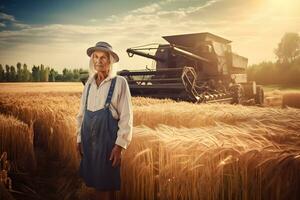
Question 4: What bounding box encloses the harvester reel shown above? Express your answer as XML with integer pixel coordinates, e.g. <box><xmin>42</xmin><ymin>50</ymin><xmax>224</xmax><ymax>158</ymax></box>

<box><xmin>181</xmin><ymin>67</ymin><xmax>203</xmax><ymax>102</ymax></box>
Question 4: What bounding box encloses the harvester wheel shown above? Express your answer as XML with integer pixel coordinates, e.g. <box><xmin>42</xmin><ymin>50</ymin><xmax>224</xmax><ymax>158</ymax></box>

<box><xmin>231</xmin><ymin>84</ymin><xmax>243</xmax><ymax>104</ymax></box>
<box><xmin>255</xmin><ymin>86</ymin><xmax>264</xmax><ymax>105</ymax></box>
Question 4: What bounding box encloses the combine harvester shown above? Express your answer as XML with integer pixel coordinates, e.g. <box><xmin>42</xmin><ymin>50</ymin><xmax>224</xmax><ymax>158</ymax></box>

<box><xmin>82</xmin><ymin>32</ymin><xmax>264</xmax><ymax>105</ymax></box>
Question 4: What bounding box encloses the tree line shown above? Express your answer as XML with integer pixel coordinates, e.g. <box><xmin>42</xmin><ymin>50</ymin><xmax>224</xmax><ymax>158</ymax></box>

<box><xmin>0</xmin><ymin>63</ymin><xmax>87</xmax><ymax>82</ymax></box>
<box><xmin>247</xmin><ymin>32</ymin><xmax>300</xmax><ymax>85</ymax></box>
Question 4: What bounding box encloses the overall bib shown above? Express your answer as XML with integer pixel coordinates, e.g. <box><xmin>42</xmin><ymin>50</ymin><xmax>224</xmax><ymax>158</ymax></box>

<box><xmin>79</xmin><ymin>77</ymin><xmax>120</xmax><ymax>190</ymax></box>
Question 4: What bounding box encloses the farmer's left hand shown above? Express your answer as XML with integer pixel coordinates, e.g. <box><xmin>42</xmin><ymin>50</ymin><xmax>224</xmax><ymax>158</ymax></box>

<box><xmin>109</xmin><ymin>145</ymin><xmax>123</xmax><ymax>167</ymax></box>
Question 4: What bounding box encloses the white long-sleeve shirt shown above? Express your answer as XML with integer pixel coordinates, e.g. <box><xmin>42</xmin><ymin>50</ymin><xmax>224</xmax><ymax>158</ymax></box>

<box><xmin>76</xmin><ymin>74</ymin><xmax>133</xmax><ymax>149</ymax></box>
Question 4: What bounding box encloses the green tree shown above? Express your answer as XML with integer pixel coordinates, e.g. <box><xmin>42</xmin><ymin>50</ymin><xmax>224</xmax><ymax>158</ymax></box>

<box><xmin>0</xmin><ymin>64</ymin><xmax>5</xmax><ymax>82</ymax></box>
<box><xmin>49</xmin><ymin>68</ymin><xmax>57</xmax><ymax>82</ymax></box>
<box><xmin>40</xmin><ymin>65</ymin><xmax>44</xmax><ymax>81</ymax></box>
<box><xmin>10</xmin><ymin>65</ymin><xmax>17</xmax><ymax>82</ymax></box>
<box><xmin>44</xmin><ymin>67</ymin><xmax>50</xmax><ymax>82</ymax></box>
<box><xmin>73</xmin><ymin>69</ymin><xmax>80</xmax><ymax>81</ymax></box>
<box><xmin>23</xmin><ymin>63</ymin><xmax>31</xmax><ymax>81</ymax></box>
<box><xmin>16</xmin><ymin>62</ymin><xmax>22</xmax><ymax>81</ymax></box>
<box><xmin>32</xmin><ymin>65</ymin><xmax>40</xmax><ymax>82</ymax></box>
<box><xmin>62</xmin><ymin>68</ymin><xmax>74</xmax><ymax>81</ymax></box>
<box><xmin>5</xmin><ymin>65</ymin><xmax>10</xmax><ymax>81</ymax></box>
<box><xmin>275</xmin><ymin>32</ymin><xmax>300</xmax><ymax>64</ymax></box>
<box><xmin>55</xmin><ymin>74</ymin><xmax>63</xmax><ymax>81</ymax></box>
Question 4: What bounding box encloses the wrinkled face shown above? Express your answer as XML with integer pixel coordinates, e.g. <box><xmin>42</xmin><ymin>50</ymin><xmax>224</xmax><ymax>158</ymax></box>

<box><xmin>92</xmin><ymin>50</ymin><xmax>110</xmax><ymax>73</ymax></box>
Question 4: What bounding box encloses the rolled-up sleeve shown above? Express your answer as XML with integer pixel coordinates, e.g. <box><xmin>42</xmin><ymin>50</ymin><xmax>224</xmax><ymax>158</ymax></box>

<box><xmin>76</xmin><ymin>85</ymin><xmax>87</xmax><ymax>143</ymax></box>
<box><xmin>115</xmin><ymin>77</ymin><xmax>133</xmax><ymax>149</ymax></box>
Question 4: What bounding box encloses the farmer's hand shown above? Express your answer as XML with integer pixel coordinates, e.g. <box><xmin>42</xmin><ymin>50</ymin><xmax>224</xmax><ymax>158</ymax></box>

<box><xmin>77</xmin><ymin>143</ymin><xmax>83</xmax><ymax>158</ymax></box>
<box><xmin>109</xmin><ymin>145</ymin><xmax>123</xmax><ymax>167</ymax></box>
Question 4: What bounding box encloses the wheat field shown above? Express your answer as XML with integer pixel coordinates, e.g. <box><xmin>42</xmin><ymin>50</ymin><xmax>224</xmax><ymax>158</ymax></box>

<box><xmin>0</xmin><ymin>83</ymin><xmax>300</xmax><ymax>200</ymax></box>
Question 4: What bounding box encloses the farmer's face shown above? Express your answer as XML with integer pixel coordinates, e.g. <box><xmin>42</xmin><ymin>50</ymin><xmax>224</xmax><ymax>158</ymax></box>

<box><xmin>92</xmin><ymin>50</ymin><xmax>110</xmax><ymax>73</ymax></box>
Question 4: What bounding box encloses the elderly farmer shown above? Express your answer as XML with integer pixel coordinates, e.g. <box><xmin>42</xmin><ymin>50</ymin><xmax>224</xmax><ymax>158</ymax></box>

<box><xmin>76</xmin><ymin>42</ymin><xmax>133</xmax><ymax>200</ymax></box>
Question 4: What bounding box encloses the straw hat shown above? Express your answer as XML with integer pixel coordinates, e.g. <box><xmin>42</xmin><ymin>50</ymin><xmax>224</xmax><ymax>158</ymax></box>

<box><xmin>86</xmin><ymin>41</ymin><xmax>119</xmax><ymax>62</ymax></box>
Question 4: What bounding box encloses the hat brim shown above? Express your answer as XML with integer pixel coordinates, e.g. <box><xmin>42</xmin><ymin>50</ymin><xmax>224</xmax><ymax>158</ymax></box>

<box><xmin>87</xmin><ymin>47</ymin><xmax>119</xmax><ymax>62</ymax></box>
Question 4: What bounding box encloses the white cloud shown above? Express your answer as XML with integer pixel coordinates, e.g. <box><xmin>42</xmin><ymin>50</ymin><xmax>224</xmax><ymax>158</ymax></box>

<box><xmin>0</xmin><ymin>12</ymin><xmax>31</xmax><ymax>30</ymax></box>
<box><xmin>131</xmin><ymin>3</ymin><xmax>161</xmax><ymax>14</ymax></box>
<box><xmin>178</xmin><ymin>0</ymin><xmax>224</xmax><ymax>14</ymax></box>
<box><xmin>13</xmin><ymin>23</ymin><xmax>31</xmax><ymax>29</ymax></box>
<box><xmin>89</xmin><ymin>18</ymin><xmax>97</xmax><ymax>22</ymax></box>
<box><xmin>0</xmin><ymin>12</ymin><xmax>16</xmax><ymax>22</ymax></box>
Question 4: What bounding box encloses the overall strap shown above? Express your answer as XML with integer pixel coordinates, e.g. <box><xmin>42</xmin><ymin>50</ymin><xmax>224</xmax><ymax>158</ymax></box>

<box><xmin>104</xmin><ymin>77</ymin><xmax>117</xmax><ymax>108</ymax></box>
<box><xmin>85</xmin><ymin>83</ymin><xmax>92</xmax><ymax>111</ymax></box>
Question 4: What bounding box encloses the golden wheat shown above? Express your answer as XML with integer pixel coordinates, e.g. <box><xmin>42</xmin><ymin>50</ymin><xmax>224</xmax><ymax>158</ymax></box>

<box><xmin>0</xmin><ymin>93</ymin><xmax>80</xmax><ymax>170</ymax></box>
<box><xmin>120</xmin><ymin>119</ymin><xmax>300</xmax><ymax>200</ymax></box>
<box><xmin>0</xmin><ymin>82</ymin><xmax>83</xmax><ymax>93</ymax></box>
<box><xmin>0</xmin><ymin>114</ymin><xmax>35</xmax><ymax>171</ymax></box>
<box><xmin>0</xmin><ymin>88</ymin><xmax>300</xmax><ymax>199</ymax></box>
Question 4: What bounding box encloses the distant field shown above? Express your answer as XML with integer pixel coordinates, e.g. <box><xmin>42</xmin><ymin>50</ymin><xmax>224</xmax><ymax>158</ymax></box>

<box><xmin>0</xmin><ymin>82</ymin><xmax>83</xmax><ymax>93</ymax></box>
<box><xmin>263</xmin><ymin>84</ymin><xmax>300</xmax><ymax>92</ymax></box>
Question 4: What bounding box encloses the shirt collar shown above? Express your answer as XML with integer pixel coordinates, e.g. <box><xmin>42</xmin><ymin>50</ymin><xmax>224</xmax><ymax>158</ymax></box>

<box><xmin>91</xmin><ymin>73</ymin><xmax>115</xmax><ymax>86</ymax></box>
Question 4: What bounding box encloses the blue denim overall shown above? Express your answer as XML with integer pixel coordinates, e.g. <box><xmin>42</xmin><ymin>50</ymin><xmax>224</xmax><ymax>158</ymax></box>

<box><xmin>79</xmin><ymin>77</ymin><xmax>120</xmax><ymax>191</ymax></box>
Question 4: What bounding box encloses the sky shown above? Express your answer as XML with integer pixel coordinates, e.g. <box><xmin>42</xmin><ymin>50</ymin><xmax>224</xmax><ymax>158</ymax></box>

<box><xmin>0</xmin><ymin>0</ymin><xmax>299</xmax><ymax>73</ymax></box>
